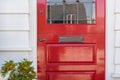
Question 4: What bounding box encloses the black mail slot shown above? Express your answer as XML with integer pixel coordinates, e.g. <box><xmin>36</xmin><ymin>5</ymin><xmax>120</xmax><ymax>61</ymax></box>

<box><xmin>59</xmin><ymin>36</ymin><xmax>84</xmax><ymax>43</ymax></box>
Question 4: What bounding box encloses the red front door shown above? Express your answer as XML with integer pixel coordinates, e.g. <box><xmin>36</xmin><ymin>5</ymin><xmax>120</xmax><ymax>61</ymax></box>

<box><xmin>37</xmin><ymin>0</ymin><xmax>105</xmax><ymax>80</ymax></box>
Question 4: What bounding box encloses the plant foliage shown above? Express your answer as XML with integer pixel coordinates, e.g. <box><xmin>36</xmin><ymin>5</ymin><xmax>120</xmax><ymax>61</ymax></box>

<box><xmin>0</xmin><ymin>59</ymin><xmax>37</xmax><ymax>80</ymax></box>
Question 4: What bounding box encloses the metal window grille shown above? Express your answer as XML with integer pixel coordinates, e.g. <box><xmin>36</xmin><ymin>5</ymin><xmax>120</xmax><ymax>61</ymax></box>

<box><xmin>47</xmin><ymin>0</ymin><xmax>95</xmax><ymax>24</ymax></box>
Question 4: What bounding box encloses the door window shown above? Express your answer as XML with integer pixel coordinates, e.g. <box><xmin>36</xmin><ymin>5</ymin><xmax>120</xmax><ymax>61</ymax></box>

<box><xmin>47</xmin><ymin>0</ymin><xmax>95</xmax><ymax>24</ymax></box>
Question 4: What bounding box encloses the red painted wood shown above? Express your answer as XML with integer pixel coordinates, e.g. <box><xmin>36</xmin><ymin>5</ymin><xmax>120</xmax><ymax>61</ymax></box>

<box><xmin>47</xmin><ymin>72</ymin><xmax>95</xmax><ymax>80</ymax></box>
<box><xmin>47</xmin><ymin>44</ymin><xmax>95</xmax><ymax>63</ymax></box>
<box><xmin>37</xmin><ymin>0</ymin><xmax>105</xmax><ymax>80</ymax></box>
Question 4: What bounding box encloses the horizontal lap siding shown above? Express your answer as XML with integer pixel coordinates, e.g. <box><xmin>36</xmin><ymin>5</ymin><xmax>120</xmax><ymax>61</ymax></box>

<box><xmin>115</xmin><ymin>14</ymin><xmax>120</xmax><ymax>30</ymax></box>
<box><xmin>0</xmin><ymin>0</ymin><xmax>30</xmax><ymax>65</ymax></box>
<box><xmin>0</xmin><ymin>14</ymin><xmax>29</xmax><ymax>30</ymax></box>
<box><xmin>0</xmin><ymin>32</ymin><xmax>29</xmax><ymax>48</ymax></box>
<box><xmin>115</xmin><ymin>31</ymin><xmax>120</xmax><ymax>47</ymax></box>
<box><xmin>115</xmin><ymin>0</ymin><xmax>120</xmax><ymax>13</ymax></box>
<box><xmin>113</xmin><ymin>0</ymin><xmax>120</xmax><ymax>79</ymax></box>
<box><xmin>0</xmin><ymin>0</ymin><xmax>29</xmax><ymax>13</ymax></box>
<box><xmin>115</xmin><ymin>48</ymin><xmax>120</xmax><ymax>64</ymax></box>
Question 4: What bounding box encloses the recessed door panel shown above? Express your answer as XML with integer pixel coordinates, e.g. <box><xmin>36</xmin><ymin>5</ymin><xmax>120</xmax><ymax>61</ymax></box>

<box><xmin>47</xmin><ymin>44</ymin><xmax>95</xmax><ymax>63</ymax></box>
<box><xmin>47</xmin><ymin>71</ymin><xmax>95</xmax><ymax>80</ymax></box>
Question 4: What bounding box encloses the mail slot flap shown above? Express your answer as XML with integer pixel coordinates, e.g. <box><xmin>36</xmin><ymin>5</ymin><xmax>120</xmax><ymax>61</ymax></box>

<box><xmin>59</xmin><ymin>36</ymin><xmax>84</xmax><ymax>43</ymax></box>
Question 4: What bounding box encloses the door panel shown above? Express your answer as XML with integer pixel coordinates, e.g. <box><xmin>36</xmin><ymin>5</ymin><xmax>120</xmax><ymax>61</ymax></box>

<box><xmin>37</xmin><ymin>0</ymin><xmax>105</xmax><ymax>80</ymax></box>
<box><xmin>47</xmin><ymin>71</ymin><xmax>95</xmax><ymax>80</ymax></box>
<box><xmin>47</xmin><ymin>44</ymin><xmax>95</xmax><ymax>63</ymax></box>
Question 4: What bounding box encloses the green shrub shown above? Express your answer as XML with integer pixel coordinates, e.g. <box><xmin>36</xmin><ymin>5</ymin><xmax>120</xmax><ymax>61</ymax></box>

<box><xmin>0</xmin><ymin>59</ymin><xmax>37</xmax><ymax>80</ymax></box>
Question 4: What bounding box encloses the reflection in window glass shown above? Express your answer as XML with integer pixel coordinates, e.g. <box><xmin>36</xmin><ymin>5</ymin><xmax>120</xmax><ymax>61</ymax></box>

<box><xmin>47</xmin><ymin>0</ymin><xmax>95</xmax><ymax>24</ymax></box>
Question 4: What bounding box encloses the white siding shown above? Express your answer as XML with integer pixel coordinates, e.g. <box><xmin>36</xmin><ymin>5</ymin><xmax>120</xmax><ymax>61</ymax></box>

<box><xmin>0</xmin><ymin>0</ymin><xmax>29</xmax><ymax>13</ymax></box>
<box><xmin>0</xmin><ymin>0</ymin><xmax>37</xmax><ymax>72</ymax></box>
<box><xmin>115</xmin><ymin>14</ymin><xmax>120</xmax><ymax>30</ymax></box>
<box><xmin>0</xmin><ymin>14</ymin><xmax>29</xmax><ymax>30</ymax></box>
<box><xmin>0</xmin><ymin>32</ymin><xmax>29</xmax><ymax>48</ymax></box>
<box><xmin>115</xmin><ymin>0</ymin><xmax>120</xmax><ymax>13</ymax></box>
<box><xmin>115</xmin><ymin>48</ymin><xmax>120</xmax><ymax>64</ymax></box>
<box><xmin>112</xmin><ymin>0</ymin><xmax>120</xmax><ymax>79</ymax></box>
<box><xmin>0</xmin><ymin>0</ymin><xmax>36</xmax><ymax>69</ymax></box>
<box><xmin>115</xmin><ymin>65</ymin><xmax>120</xmax><ymax>74</ymax></box>
<box><xmin>115</xmin><ymin>31</ymin><xmax>120</xmax><ymax>47</ymax></box>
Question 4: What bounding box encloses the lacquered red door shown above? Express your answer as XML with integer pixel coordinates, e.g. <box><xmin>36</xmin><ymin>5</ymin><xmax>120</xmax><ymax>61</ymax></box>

<box><xmin>37</xmin><ymin>0</ymin><xmax>105</xmax><ymax>80</ymax></box>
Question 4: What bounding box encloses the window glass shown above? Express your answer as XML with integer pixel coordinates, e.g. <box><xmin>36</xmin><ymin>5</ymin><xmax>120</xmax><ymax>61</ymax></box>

<box><xmin>47</xmin><ymin>0</ymin><xmax>95</xmax><ymax>24</ymax></box>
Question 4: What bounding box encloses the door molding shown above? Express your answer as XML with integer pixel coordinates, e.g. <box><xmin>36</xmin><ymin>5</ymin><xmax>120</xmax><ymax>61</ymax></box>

<box><xmin>29</xmin><ymin>0</ymin><xmax>37</xmax><ymax>71</ymax></box>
